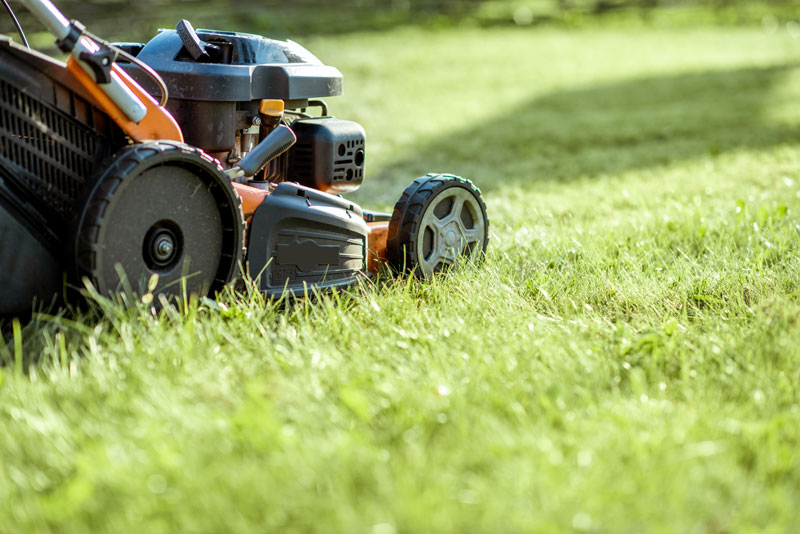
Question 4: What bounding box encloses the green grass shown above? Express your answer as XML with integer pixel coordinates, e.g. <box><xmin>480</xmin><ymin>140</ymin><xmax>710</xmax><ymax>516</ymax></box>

<box><xmin>3</xmin><ymin>24</ymin><xmax>800</xmax><ymax>532</ymax></box>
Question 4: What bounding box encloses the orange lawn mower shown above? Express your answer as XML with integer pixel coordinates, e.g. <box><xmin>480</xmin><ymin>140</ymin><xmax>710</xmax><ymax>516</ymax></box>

<box><xmin>0</xmin><ymin>0</ymin><xmax>489</xmax><ymax>317</ymax></box>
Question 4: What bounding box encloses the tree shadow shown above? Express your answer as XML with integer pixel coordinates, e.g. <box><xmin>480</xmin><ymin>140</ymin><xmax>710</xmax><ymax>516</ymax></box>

<box><xmin>368</xmin><ymin>63</ymin><xmax>800</xmax><ymax>201</ymax></box>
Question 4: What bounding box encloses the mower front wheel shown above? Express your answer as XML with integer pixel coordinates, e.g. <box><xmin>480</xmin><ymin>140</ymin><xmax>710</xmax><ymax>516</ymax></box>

<box><xmin>387</xmin><ymin>174</ymin><xmax>489</xmax><ymax>277</ymax></box>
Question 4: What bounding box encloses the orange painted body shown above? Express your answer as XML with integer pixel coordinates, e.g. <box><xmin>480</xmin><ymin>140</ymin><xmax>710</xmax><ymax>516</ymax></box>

<box><xmin>232</xmin><ymin>182</ymin><xmax>270</xmax><ymax>224</ymax></box>
<box><xmin>366</xmin><ymin>221</ymin><xmax>389</xmax><ymax>274</ymax></box>
<box><xmin>66</xmin><ymin>57</ymin><xmax>183</xmax><ymax>142</ymax></box>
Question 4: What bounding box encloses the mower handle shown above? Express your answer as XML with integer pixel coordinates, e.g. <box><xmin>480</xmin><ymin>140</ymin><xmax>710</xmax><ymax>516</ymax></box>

<box><xmin>19</xmin><ymin>0</ymin><xmax>147</xmax><ymax>123</ymax></box>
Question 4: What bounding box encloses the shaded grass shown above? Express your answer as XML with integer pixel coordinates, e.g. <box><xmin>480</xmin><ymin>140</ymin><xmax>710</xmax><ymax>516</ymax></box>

<box><xmin>2</xmin><ymin>25</ymin><xmax>800</xmax><ymax>532</ymax></box>
<box><xmin>379</xmin><ymin>63</ymin><xmax>800</xmax><ymax>192</ymax></box>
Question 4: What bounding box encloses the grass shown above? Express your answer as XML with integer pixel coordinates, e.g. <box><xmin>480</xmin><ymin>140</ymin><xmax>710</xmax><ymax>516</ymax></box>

<box><xmin>3</xmin><ymin>23</ymin><xmax>800</xmax><ymax>532</ymax></box>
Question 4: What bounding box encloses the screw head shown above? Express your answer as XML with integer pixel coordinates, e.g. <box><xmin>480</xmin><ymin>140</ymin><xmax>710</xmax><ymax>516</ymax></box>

<box><xmin>154</xmin><ymin>236</ymin><xmax>174</xmax><ymax>261</ymax></box>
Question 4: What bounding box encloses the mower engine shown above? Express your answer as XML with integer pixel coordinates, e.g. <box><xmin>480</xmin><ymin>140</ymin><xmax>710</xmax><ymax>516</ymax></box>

<box><xmin>120</xmin><ymin>28</ymin><xmax>366</xmax><ymax>194</ymax></box>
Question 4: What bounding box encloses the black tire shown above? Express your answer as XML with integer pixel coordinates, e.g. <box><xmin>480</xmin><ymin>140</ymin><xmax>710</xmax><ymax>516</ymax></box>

<box><xmin>387</xmin><ymin>173</ymin><xmax>489</xmax><ymax>277</ymax></box>
<box><xmin>74</xmin><ymin>141</ymin><xmax>245</xmax><ymax>299</ymax></box>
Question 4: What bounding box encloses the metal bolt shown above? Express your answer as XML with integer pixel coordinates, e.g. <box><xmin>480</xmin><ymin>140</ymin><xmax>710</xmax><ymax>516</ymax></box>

<box><xmin>155</xmin><ymin>237</ymin><xmax>173</xmax><ymax>260</ymax></box>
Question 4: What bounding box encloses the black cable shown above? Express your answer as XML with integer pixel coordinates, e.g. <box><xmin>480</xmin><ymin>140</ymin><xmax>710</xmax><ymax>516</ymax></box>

<box><xmin>112</xmin><ymin>44</ymin><xmax>170</xmax><ymax>107</ymax></box>
<box><xmin>2</xmin><ymin>0</ymin><xmax>30</xmax><ymax>49</ymax></box>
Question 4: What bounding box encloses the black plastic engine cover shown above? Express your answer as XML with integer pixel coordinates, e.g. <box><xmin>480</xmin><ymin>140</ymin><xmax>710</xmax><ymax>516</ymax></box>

<box><xmin>247</xmin><ymin>182</ymin><xmax>367</xmax><ymax>297</ymax></box>
<box><xmin>119</xmin><ymin>29</ymin><xmax>344</xmax><ymax>154</ymax></box>
<box><xmin>122</xmin><ymin>29</ymin><xmax>343</xmax><ymax>102</ymax></box>
<box><xmin>289</xmin><ymin>118</ymin><xmax>365</xmax><ymax>194</ymax></box>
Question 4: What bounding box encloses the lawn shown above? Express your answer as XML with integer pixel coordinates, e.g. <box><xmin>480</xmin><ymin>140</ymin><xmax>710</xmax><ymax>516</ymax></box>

<box><xmin>2</xmin><ymin>22</ymin><xmax>800</xmax><ymax>532</ymax></box>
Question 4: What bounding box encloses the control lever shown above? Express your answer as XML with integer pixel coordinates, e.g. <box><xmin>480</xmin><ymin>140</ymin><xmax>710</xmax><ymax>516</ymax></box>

<box><xmin>175</xmin><ymin>19</ymin><xmax>222</xmax><ymax>63</ymax></box>
<box><xmin>176</xmin><ymin>19</ymin><xmax>216</xmax><ymax>61</ymax></box>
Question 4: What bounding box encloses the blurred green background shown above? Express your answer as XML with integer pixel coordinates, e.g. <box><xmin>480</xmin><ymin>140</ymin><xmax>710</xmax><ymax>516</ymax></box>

<box><xmin>2</xmin><ymin>0</ymin><xmax>799</xmax><ymax>44</ymax></box>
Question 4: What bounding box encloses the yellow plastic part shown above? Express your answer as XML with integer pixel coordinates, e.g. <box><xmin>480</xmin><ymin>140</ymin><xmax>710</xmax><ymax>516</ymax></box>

<box><xmin>259</xmin><ymin>99</ymin><xmax>285</xmax><ymax>117</ymax></box>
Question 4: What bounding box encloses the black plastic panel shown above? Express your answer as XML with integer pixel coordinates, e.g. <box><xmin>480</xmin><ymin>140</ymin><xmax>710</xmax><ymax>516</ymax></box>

<box><xmin>0</xmin><ymin>186</ymin><xmax>63</xmax><ymax>317</ymax></box>
<box><xmin>247</xmin><ymin>182</ymin><xmax>367</xmax><ymax>297</ymax></box>
<box><xmin>166</xmin><ymin>99</ymin><xmax>236</xmax><ymax>152</ymax></box>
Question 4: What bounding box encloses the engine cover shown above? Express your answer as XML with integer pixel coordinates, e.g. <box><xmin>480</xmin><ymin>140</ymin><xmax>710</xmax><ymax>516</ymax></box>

<box><xmin>122</xmin><ymin>29</ymin><xmax>343</xmax><ymax>102</ymax></box>
<box><xmin>119</xmin><ymin>29</ymin><xmax>344</xmax><ymax>153</ymax></box>
<box><xmin>247</xmin><ymin>182</ymin><xmax>367</xmax><ymax>297</ymax></box>
<box><xmin>289</xmin><ymin>118</ymin><xmax>365</xmax><ymax>194</ymax></box>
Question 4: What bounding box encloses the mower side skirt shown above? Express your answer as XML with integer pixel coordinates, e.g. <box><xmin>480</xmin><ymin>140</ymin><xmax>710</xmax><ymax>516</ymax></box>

<box><xmin>246</xmin><ymin>182</ymin><xmax>368</xmax><ymax>297</ymax></box>
<box><xmin>234</xmin><ymin>181</ymin><xmax>390</xmax><ymax>277</ymax></box>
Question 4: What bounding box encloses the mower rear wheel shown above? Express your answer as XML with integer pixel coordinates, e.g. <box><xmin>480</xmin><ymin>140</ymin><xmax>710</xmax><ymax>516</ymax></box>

<box><xmin>74</xmin><ymin>142</ymin><xmax>245</xmax><ymax>299</ymax></box>
<box><xmin>387</xmin><ymin>174</ymin><xmax>489</xmax><ymax>277</ymax></box>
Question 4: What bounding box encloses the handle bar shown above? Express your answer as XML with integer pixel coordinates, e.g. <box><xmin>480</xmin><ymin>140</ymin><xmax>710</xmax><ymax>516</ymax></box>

<box><xmin>19</xmin><ymin>0</ymin><xmax>147</xmax><ymax>123</ymax></box>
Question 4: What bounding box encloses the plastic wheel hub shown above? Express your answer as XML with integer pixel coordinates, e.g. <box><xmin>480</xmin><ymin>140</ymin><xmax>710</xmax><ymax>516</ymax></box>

<box><xmin>143</xmin><ymin>223</ymin><xmax>182</xmax><ymax>270</ymax></box>
<box><xmin>417</xmin><ymin>186</ymin><xmax>486</xmax><ymax>272</ymax></box>
<box><xmin>387</xmin><ymin>173</ymin><xmax>489</xmax><ymax>277</ymax></box>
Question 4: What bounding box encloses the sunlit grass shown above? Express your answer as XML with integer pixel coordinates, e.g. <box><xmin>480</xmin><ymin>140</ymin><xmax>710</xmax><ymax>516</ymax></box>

<box><xmin>2</xmin><ymin>25</ymin><xmax>800</xmax><ymax>532</ymax></box>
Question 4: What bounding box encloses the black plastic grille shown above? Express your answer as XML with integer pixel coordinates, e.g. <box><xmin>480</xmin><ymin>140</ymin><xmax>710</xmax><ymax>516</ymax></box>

<box><xmin>0</xmin><ymin>79</ymin><xmax>99</xmax><ymax>216</ymax></box>
<box><xmin>291</xmin><ymin>142</ymin><xmax>313</xmax><ymax>183</ymax></box>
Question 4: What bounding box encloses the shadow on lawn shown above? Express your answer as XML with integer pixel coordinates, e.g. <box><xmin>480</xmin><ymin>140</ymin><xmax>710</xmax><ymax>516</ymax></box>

<box><xmin>373</xmin><ymin>62</ymin><xmax>800</xmax><ymax>197</ymax></box>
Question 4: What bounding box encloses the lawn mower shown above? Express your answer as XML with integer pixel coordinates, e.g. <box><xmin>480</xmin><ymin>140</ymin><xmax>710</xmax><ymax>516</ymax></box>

<box><xmin>0</xmin><ymin>0</ymin><xmax>489</xmax><ymax>317</ymax></box>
